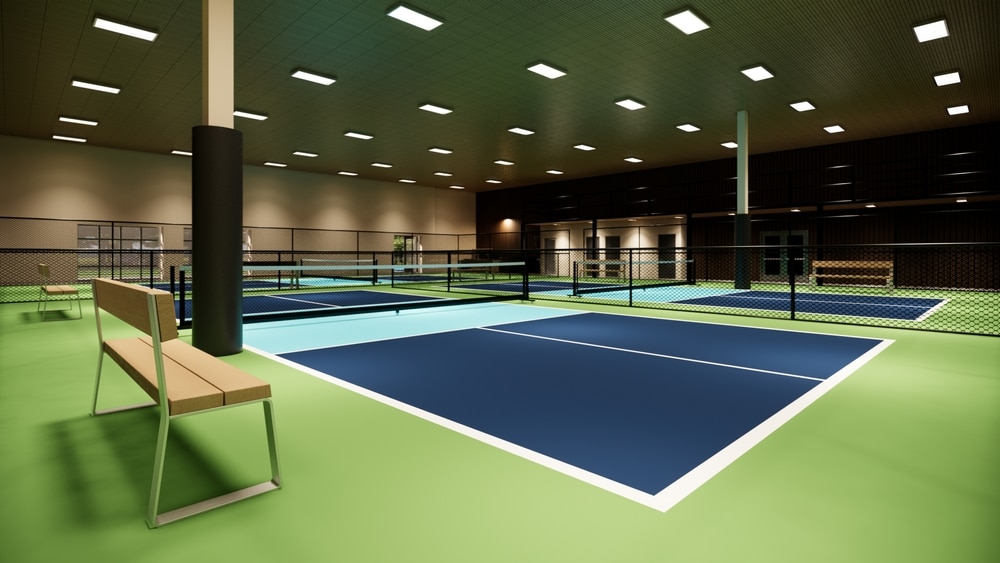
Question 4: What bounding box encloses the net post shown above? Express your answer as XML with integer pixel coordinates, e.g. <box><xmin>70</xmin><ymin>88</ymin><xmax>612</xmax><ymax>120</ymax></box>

<box><xmin>371</xmin><ymin>257</ymin><xmax>378</xmax><ymax>285</ymax></box>
<box><xmin>521</xmin><ymin>251</ymin><xmax>529</xmax><ymax>299</ymax></box>
<box><xmin>169</xmin><ymin>265</ymin><xmax>176</xmax><ymax>295</ymax></box>
<box><xmin>179</xmin><ymin>268</ymin><xmax>188</xmax><ymax>326</ymax></box>
<box><xmin>572</xmin><ymin>260</ymin><xmax>579</xmax><ymax>296</ymax></box>
<box><xmin>628</xmin><ymin>249</ymin><xmax>634</xmax><ymax>307</ymax></box>
<box><xmin>789</xmin><ymin>252</ymin><xmax>797</xmax><ymax>320</ymax></box>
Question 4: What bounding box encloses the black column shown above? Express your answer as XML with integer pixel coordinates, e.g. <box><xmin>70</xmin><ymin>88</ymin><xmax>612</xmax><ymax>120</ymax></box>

<box><xmin>191</xmin><ymin>125</ymin><xmax>243</xmax><ymax>355</ymax></box>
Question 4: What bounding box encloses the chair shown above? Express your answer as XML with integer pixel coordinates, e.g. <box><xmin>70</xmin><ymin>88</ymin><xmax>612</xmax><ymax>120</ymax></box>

<box><xmin>37</xmin><ymin>263</ymin><xmax>82</xmax><ymax>320</ymax></box>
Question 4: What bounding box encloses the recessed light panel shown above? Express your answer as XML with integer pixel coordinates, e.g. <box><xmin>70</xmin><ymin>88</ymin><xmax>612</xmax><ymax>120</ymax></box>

<box><xmin>53</xmin><ymin>135</ymin><xmax>86</xmax><ymax>143</ymax></box>
<box><xmin>399</xmin><ymin>178</ymin><xmax>417</xmax><ymax>183</ymax></box>
<box><xmin>615</xmin><ymin>98</ymin><xmax>646</xmax><ymax>110</ymax></box>
<box><xmin>59</xmin><ymin>116</ymin><xmax>98</xmax><ymax>126</ymax></box>
<box><xmin>546</xmin><ymin>169</ymin><xmax>564</xmax><ymax>175</ymax></box>
<box><xmin>71</xmin><ymin>79</ymin><xmax>120</xmax><ymax>94</ymax></box>
<box><xmin>291</xmin><ymin>69</ymin><xmax>336</xmax><ymax>86</ymax></box>
<box><xmin>934</xmin><ymin>71</ymin><xmax>961</xmax><ymax>86</ymax></box>
<box><xmin>526</xmin><ymin>62</ymin><xmax>567</xmax><ymax>79</ymax></box>
<box><xmin>234</xmin><ymin>110</ymin><xmax>268</xmax><ymax>120</ymax></box>
<box><xmin>790</xmin><ymin>100</ymin><xmax>815</xmax><ymax>112</ymax></box>
<box><xmin>741</xmin><ymin>65</ymin><xmax>774</xmax><ymax>81</ymax></box>
<box><xmin>485</xmin><ymin>179</ymin><xmax>502</xmax><ymax>184</ymax></box>
<box><xmin>344</xmin><ymin>131</ymin><xmax>373</xmax><ymax>140</ymax></box>
<box><xmin>947</xmin><ymin>105</ymin><xmax>969</xmax><ymax>115</ymax></box>
<box><xmin>429</xmin><ymin>147</ymin><xmax>453</xmax><ymax>154</ymax></box>
<box><xmin>664</xmin><ymin>9</ymin><xmax>710</xmax><ymax>34</ymax></box>
<box><xmin>371</xmin><ymin>162</ymin><xmax>393</xmax><ymax>168</ymax></box>
<box><xmin>419</xmin><ymin>103</ymin><xmax>453</xmax><ymax>115</ymax></box>
<box><xmin>625</xmin><ymin>157</ymin><xmax>643</xmax><ymax>163</ymax></box>
<box><xmin>721</xmin><ymin>141</ymin><xmax>738</xmax><ymax>149</ymax></box>
<box><xmin>93</xmin><ymin>16</ymin><xmax>158</xmax><ymax>41</ymax></box>
<box><xmin>677</xmin><ymin>123</ymin><xmax>700</xmax><ymax>132</ymax></box>
<box><xmin>574</xmin><ymin>144</ymin><xmax>596</xmax><ymax>151</ymax></box>
<box><xmin>913</xmin><ymin>19</ymin><xmax>948</xmax><ymax>42</ymax></box>
<box><xmin>494</xmin><ymin>159</ymin><xmax>515</xmax><ymax>166</ymax></box>
<box><xmin>171</xmin><ymin>150</ymin><xmax>192</xmax><ymax>156</ymax></box>
<box><xmin>293</xmin><ymin>151</ymin><xmax>318</xmax><ymax>157</ymax></box>
<box><xmin>264</xmin><ymin>162</ymin><xmax>287</xmax><ymax>168</ymax></box>
<box><xmin>338</xmin><ymin>171</ymin><xmax>358</xmax><ymax>176</ymax></box>
<box><xmin>824</xmin><ymin>125</ymin><xmax>845</xmax><ymax>133</ymax></box>
<box><xmin>387</xmin><ymin>4</ymin><xmax>443</xmax><ymax>31</ymax></box>
<box><xmin>448</xmin><ymin>185</ymin><xmax>465</xmax><ymax>190</ymax></box>
<box><xmin>508</xmin><ymin>127</ymin><xmax>535</xmax><ymax>135</ymax></box>
<box><xmin>434</xmin><ymin>171</ymin><xmax>453</xmax><ymax>177</ymax></box>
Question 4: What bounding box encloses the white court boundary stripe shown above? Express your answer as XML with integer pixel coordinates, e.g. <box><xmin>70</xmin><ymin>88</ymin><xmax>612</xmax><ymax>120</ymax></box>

<box><xmin>726</xmin><ymin>293</ymin><xmax>937</xmax><ymax>309</ymax></box>
<box><xmin>244</xmin><ymin>332</ymin><xmax>892</xmax><ymax>513</ymax></box>
<box><xmin>478</xmin><ymin>326</ymin><xmax>825</xmax><ymax>382</ymax></box>
<box><xmin>265</xmin><ymin>294</ymin><xmax>342</xmax><ymax>308</ymax></box>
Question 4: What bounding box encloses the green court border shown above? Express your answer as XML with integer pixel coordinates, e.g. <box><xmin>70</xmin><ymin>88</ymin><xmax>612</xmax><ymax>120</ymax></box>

<box><xmin>1</xmin><ymin>298</ymin><xmax>998</xmax><ymax>562</ymax></box>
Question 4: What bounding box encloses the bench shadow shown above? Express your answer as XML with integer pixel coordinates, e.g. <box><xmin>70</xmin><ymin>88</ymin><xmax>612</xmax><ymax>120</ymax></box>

<box><xmin>47</xmin><ymin>408</ymin><xmax>247</xmax><ymax>528</ymax></box>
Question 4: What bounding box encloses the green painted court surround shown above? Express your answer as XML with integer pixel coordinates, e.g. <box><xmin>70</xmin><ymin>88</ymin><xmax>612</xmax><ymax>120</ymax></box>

<box><xmin>1</xmin><ymin>299</ymin><xmax>997</xmax><ymax>562</ymax></box>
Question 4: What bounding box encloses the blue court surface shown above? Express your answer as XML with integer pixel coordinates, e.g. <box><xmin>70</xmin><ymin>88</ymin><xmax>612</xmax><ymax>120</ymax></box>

<box><xmin>246</xmin><ymin>304</ymin><xmax>892</xmax><ymax>511</ymax></box>
<box><xmin>671</xmin><ymin>290</ymin><xmax>945</xmax><ymax>321</ymax></box>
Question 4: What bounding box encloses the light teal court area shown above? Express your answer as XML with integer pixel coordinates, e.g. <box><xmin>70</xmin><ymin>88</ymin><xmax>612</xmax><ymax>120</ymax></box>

<box><xmin>2</xmin><ymin>298</ymin><xmax>998</xmax><ymax>562</ymax></box>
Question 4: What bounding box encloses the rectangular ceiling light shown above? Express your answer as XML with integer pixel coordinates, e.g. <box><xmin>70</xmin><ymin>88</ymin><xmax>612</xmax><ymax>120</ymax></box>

<box><xmin>574</xmin><ymin>144</ymin><xmax>596</xmax><ymax>151</ymax></box>
<box><xmin>485</xmin><ymin>179</ymin><xmax>502</xmax><ymax>184</ymax></box>
<box><xmin>676</xmin><ymin>123</ymin><xmax>700</xmax><ymax>132</ymax></box>
<box><xmin>824</xmin><ymin>125</ymin><xmax>845</xmax><ymax>133</ymax></box>
<box><xmin>721</xmin><ymin>141</ymin><xmax>738</xmax><ymax>148</ymax></box>
<box><xmin>507</xmin><ymin>127</ymin><xmax>535</xmax><ymax>135</ymax></box>
<box><xmin>448</xmin><ymin>185</ymin><xmax>465</xmax><ymax>190</ymax></box>
<box><xmin>546</xmin><ymin>169</ymin><xmax>564</xmax><ymax>175</ymax></box>
<box><xmin>371</xmin><ymin>162</ymin><xmax>393</xmax><ymax>168</ymax></box>
<box><xmin>429</xmin><ymin>147</ymin><xmax>453</xmax><ymax>154</ymax></box>
<box><xmin>338</xmin><ymin>171</ymin><xmax>358</xmax><ymax>176</ymax></box>
<box><xmin>434</xmin><ymin>171</ymin><xmax>453</xmax><ymax>177</ymax></box>
<box><xmin>741</xmin><ymin>65</ymin><xmax>774</xmax><ymax>81</ymax></box>
<box><xmin>399</xmin><ymin>178</ymin><xmax>417</xmax><ymax>183</ymax></box>
<box><xmin>527</xmin><ymin>62</ymin><xmax>567</xmax><ymax>79</ymax></box>
<box><xmin>71</xmin><ymin>79</ymin><xmax>120</xmax><ymax>94</ymax></box>
<box><xmin>171</xmin><ymin>150</ymin><xmax>193</xmax><ymax>156</ymax></box>
<box><xmin>264</xmin><ymin>162</ymin><xmax>287</xmax><ymax>168</ymax></box>
<box><xmin>615</xmin><ymin>98</ymin><xmax>646</xmax><ymax>110</ymax></box>
<box><xmin>934</xmin><ymin>71</ymin><xmax>961</xmax><ymax>86</ymax></box>
<box><xmin>291</xmin><ymin>69</ymin><xmax>336</xmax><ymax>86</ymax></box>
<box><xmin>93</xmin><ymin>16</ymin><xmax>158</xmax><ymax>41</ymax></box>
<box><xmin>344</xmin><ymin>131</ymin><xmax>373</xmax><ymax>140</ymax></box>
<box><xmin>293</xmin><ymin>151</ymin><xmax>318</xmax><ymax>157</ymax></box>
<box><xmin>234</xmin><ymin>110</ymin><xmax>268</xmax><ymax>120</ymax></box>
<box><xmin>947</xmin><ymin>105</ymin><xmax>970</xmax><ymax>115</ymax></box>
<box><xmin>59</xmin><ymin>116</ymin><xmax>98</xmax><ymax>126</ymax></box>
<box><xmin>53</xmin><ymin>135</ymin><xmax>86</xmax><ymax>143</ymax></box>
<box><xmin>914</xmin><ymin>19</ymin><xmax>948</xmax><ymax>42</ymax></box>
<box><xmin>625</xmin><ymin>157</ymin><xmax>643</xmax><ymax>163</ymax></box>
<box><xmin>790</xmin><ymin>100</ymin><xmax>815</xmax><ymax>112</ymax></box>
<box><xmin>419</xmin><ymin>103</ymin><xmax>453</xmax><ymax>115</ymax></box>
<box><xmin>664</xmin><ymin>8</ymin><xmax>710</xmax><ymax>34</ymax></box>
<box><xmin>387</xmin><ymin>4</ymin><xmax>443</xmax><ymax>31</ymax></box>
<box><xmin>494</xmin><ymin>159</ymin><xmax>515</xmax><ymax>166</ymax></box>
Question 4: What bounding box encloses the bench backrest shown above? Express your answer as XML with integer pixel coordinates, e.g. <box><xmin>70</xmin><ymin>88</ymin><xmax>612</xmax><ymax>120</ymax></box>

<box><xmin>92</xmin><ymin>278</ymin><xmax>179</xmax><ymax>341</ymax></box>
<box><xmin>813</xmin><ymin>260</ymin><xmax>893</xmax><ymax>269</ymax></box>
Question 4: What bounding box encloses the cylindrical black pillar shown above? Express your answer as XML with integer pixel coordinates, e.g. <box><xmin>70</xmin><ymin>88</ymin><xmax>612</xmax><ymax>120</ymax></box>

<box><xmin>191</xmin><ymin>125</ymin><xmax>243</xmax><ymax>355</ymax></box>
<box><xmin>734</xmin><ymin>213</ymin><xmax>751</xmax><ymax>289</ymax></box>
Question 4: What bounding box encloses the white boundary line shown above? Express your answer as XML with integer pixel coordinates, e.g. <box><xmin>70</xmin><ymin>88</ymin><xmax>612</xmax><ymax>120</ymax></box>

<box><xmin>244</xmin><ymin>314</ymin><xmax>893</xmax><ymax>513</ymax></box>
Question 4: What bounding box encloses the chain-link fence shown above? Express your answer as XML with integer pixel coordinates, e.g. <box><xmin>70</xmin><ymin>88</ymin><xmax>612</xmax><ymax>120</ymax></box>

<box><xmin>3</xmin><ymin>244</ymin><xmax>997</xmax><ymax>336</ymax></box>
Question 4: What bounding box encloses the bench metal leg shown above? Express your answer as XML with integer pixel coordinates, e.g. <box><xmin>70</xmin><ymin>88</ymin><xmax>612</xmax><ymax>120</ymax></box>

<box><xmin>147</xmin><ymin>399</ymin><xmax>282</xmax><ymax>528</ymax></box>
<box><xmin>92</xmin><ymin>351</ymin><xmax>158</xmax><ymax>416</ymax></box>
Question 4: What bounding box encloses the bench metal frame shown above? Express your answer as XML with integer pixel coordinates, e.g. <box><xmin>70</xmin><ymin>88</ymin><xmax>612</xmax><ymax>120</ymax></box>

<box><xmin>92</xmin><ymin>281</ymin><xmax>281</xmax><ymax>528</ymax></box>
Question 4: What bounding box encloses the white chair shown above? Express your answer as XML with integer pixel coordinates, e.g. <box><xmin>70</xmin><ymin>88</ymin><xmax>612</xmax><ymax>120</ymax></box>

<box><xmin>37</xmin><ymin>263</ymin><xmax>82</xmax><ymax>320</ymax></box>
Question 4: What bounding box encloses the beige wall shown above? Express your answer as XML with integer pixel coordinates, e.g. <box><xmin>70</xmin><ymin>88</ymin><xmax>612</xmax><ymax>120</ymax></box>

<box><xmin>0</xmin><ymin>134</ymin><xmax>475</xmax><ymax>248</ymax></box>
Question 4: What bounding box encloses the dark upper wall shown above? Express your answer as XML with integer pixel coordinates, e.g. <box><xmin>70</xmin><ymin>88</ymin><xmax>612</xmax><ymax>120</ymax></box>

<box><xmin>478</xmin><ymin>122</ymin><xmax>1000</xmax><ymax>247</ymax></box>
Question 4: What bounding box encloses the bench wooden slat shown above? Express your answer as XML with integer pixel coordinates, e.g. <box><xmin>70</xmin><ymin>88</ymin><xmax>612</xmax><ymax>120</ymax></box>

<box><xmin>93</xmin><ymin>278</ymin><xmax>178</xmax><ymax>341</ymax></box>
<box><xmin>104</xmin><ymin>338</ymin><xmax>224</xmax><ymax>415</ymax></box>
<box><xmin>149</xmin><ymin>338</ymin><xmax>271</xmax><ymax>406</ymax></box>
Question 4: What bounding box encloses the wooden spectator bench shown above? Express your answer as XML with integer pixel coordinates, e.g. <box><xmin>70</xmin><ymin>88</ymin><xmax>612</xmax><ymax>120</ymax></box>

<box><xmin>91</xmin><ymin>278</ymin><xmax>281</xmax><ymax>528</ymax></box>
<box><xmin>811</xmin><ymin>260</ymin><xmax>894</xmax><ymax>289</ymax></box>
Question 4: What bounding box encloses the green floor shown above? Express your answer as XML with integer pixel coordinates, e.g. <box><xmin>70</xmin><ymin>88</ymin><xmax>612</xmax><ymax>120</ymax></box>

<box><xmin>1</xmin><ymin>299</ymin><xmax>998</xmax><ymax>562</ymax></box>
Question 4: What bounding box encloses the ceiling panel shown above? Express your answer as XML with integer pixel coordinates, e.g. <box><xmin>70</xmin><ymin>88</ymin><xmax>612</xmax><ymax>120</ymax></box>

<box><xmin>1</xmin><ymin>0</ymin><xmax>996</xmax><ymax>191</ymax></box>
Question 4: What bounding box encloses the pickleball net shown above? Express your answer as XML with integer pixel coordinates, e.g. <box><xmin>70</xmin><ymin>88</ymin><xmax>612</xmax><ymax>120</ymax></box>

<box><xmin>171</xmin><ymin>260</ymin><xmax>528</xmax><ymax>325</ymax></box>
<box><xmin>572</xmin><ymin>258</ymin><xmax>696</xmax><ymax>296</ymax></box>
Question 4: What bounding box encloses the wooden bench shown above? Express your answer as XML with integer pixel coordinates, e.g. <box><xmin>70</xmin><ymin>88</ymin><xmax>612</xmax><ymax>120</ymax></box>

<box><xmin>811</xmin><ymin>260</ymin><xmax>894</xmax><ymax>289</ymax></box>
<box><xmin>91</xmin><ymin>278</ymin><xmax>280</xmax><ymax>528</ymax></box>
<box><xmin>37</xmin><ymin>263</ymin><xmax>82</xmax><ymax>320</ymax></box>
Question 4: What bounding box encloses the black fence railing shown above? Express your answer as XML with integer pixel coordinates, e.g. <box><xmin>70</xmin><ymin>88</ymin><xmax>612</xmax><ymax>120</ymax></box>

<box><xmin>3</xmin><ymin>244</ymin><xmax>998</xmax><ymax>336</ymax></box>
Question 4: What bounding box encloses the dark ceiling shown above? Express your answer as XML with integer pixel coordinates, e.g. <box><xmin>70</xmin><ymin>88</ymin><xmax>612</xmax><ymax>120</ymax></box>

<box><xmin>2</xmin><ymin>0</ymin><xmax>997</xmax><ymax>192</ymax></box>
